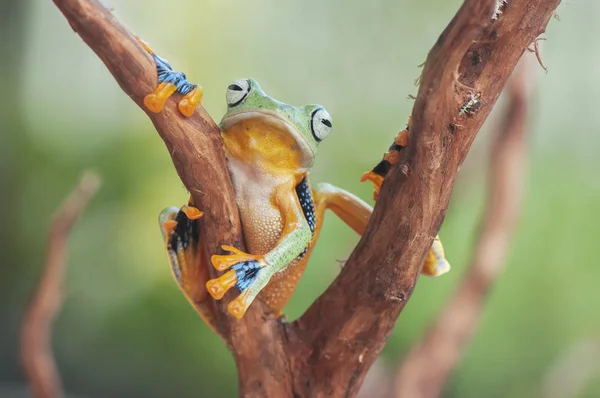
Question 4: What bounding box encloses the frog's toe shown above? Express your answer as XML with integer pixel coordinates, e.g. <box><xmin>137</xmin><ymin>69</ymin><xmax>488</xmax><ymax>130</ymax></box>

<box><xmin>206</xmin><ymin>259</ymin><xmax>265</xmax><ymax>318</ymax></box>
<box><xmin>159</xmin><ymin>206</ymin><xmax>180</xmax><ymax>241</ymax></box>
<box><xmin>140</xmin><ymin>41</ymin><xmax>203</xmax><ymax>117</ymax></box>
<box><xmin>228</xmin><ymin>291</ymin><xmax>252</xmax><ymax>319</ymax></box>
<box><xmin>181</xmin><ymin>204</ymin><xmax>203</xmax><ymax>220</ymax></box>
<box><xmin>144</xmin><ymin>82</ymin><xmax>178</xmax><ymax>113</ymax></box>
<box><xmin>395</xmin><ymin>128</ymin><xmax>409</xmax><ymax>147</ymax></box>
<box><xmin>178</xmin><ymin>86</ymin><xmax>203</xmax><ymax>117</ymax></box>
<box><xmin>360</xmin><ymin>171</ymin><xmax>384</xmax><ymax>201</ymax></box>
<box><xmin>211</xmin><ymin>245</ymin><xmax>264</xmax><ymax>272</ymax></box>
<box><xmin>206</xmin><ymin>269</ymin><xmax>239</xmax><ymax>299</ymax></box>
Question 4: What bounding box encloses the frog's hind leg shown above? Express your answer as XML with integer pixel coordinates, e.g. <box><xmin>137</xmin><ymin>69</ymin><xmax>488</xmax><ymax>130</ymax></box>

<box><xmin>313</xmin><ymin>182</ymin><xmax>451</xmax><ymax>277</ymax></box>
<box><xmin>206</xmin><ymin>181</ymin><xmax>313</xmax><ymax>319</ymax></box>
<box><xmin>159</xmin><ymin>204</ymin><xmax>223</xmax><ymax>337</ymax></box>
<box><xmin>136</xmin><ymin>37</ymin><xmax>203</xmax><ymax>116</ymax></box>
<box><xmin>312</xmin><ymin>183</ymin><xmax>372</xmax><ymax>236</ymax></box>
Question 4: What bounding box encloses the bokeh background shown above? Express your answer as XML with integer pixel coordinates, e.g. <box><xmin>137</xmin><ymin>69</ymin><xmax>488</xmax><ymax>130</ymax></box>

<box><xmin>1</xmin><ymin>0</ymin><xmax>599</xmax><ymax>397</ymax></box>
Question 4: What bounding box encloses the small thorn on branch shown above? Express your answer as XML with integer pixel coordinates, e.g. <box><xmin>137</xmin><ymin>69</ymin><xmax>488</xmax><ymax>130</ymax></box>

<box><xmin>527</xmin><ymin>36</ymin><xmax>547</xmax><ymax>72</ymax></box>
<box><xmin>20</xmin><ymin>171</ymin><xmax>101</xmax><ymax>398</ymax></box>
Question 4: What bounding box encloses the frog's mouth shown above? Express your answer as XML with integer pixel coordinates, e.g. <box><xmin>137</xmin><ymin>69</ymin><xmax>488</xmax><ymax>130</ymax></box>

<box><xmin>220</xmin><ymin>110</ymin><xmax>316</xmax><ymax>161</ymax></box>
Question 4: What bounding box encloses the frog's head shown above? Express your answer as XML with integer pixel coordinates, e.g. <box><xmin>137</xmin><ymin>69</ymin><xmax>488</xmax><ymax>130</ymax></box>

<box><xmin>220</xmin><ymin>79</ymin><xmax>332</xmax><ymax>173</ymax></box>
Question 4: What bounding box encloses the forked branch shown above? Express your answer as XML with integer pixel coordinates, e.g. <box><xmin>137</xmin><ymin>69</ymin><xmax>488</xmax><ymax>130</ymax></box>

<box><xmin>50</xmin><ymin>0</ymin><xmax>561</xmax><ymax>396</ymax></box>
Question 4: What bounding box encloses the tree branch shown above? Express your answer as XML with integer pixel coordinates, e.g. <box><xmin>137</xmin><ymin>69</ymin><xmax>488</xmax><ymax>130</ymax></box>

<box><xmin>20</xmin><ymin>171</ymin><xmax>101</xmax><ymax>398</ymax></box>
<box><xmin>50</xmin><ymin>0</ymin><xmax>560</xmax><ymax>396</ymax></box>
<box><xmin>52</xmin><ymin>0</ymin><xmax>294</xmax><ymax>395</ymax></box>
<box><xmin>287</xmin><ymin>1</ymin><xmax>558</xmax><ymax>396</ymax></box>
<box><xmin>393</xmin><ymin>56</ymin><xmax>533</xmax><ymax>398</ymax></box>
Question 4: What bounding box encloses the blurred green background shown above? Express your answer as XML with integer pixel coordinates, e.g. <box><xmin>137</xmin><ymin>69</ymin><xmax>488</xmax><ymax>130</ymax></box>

<box><xmin>1</xmin><ymin>0</ymin><xmax>599</xmax><ymax>397</ymax></box>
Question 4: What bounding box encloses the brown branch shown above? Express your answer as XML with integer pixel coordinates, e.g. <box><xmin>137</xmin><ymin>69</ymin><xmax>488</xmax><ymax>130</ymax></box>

<box><xmin>20</xmin><ymin>171</ymin><xmax>101</xmax><ymax>398</ymax></box>
<box><xmin>393</xmin><ymin>57</ymin><xmax>534</xmax><ymax>398</ymax></box>
<box><xmin>51</xmin><ymin>0</ymin><xmax>293</xmax><ymax>395</ymax></box>
<box><xmin>287</xmin><ymin>2</ymin><xmax>558</xmax><ymax>396</ymax></box>
<box><xmin>50</xmin><ymin>0</ymin><xmax>560</xmax><ymax>396</ymax></box>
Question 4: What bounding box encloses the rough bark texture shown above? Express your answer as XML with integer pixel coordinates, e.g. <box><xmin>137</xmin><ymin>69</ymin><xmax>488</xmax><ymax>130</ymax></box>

<box><xmin>394</xmin><ymin>58</ymin><xmax>533</xmax><ymax>398</ymax></box>
<box><xmin>52</xmin><ymin>0</ymin><xmax>294</xmax><ymax>395</ymax></box>
<box><xmin>50</xmin><ymin>0</ymin><xmax>561</xmax><ymax>396</ymax></box>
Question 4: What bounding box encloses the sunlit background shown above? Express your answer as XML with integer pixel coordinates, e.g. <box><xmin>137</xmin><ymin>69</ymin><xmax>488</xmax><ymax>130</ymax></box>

<box><xmin>1</xmin><ymin>0</ymin><xmax>599</xmax><ymax>397</ymax></box>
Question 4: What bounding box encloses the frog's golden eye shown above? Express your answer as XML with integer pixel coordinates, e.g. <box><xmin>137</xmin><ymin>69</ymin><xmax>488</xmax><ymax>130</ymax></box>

<box><xmin>310</xmin><ymin>108</ymin><xmax>332</xmax><ymax>142</ymax></box>
<box><xmin>226</xmin><ymin>79</ymin><xmax>251</xmax><ymax>107</ymax></box>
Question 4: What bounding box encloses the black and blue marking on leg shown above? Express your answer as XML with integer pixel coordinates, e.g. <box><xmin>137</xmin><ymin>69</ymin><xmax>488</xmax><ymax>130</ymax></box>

<box><xmin>232</xmin><ymin>261</ymin><xmax>263</xmax><ymax>292</ymax></box>
<box><xmin>295</xmin><ymin>177</ymin><xmax>316</xmax><ymax>259</ymax></box>
<box><xmin>151</xmin><ymin>53</ymin><xmax>198</xmax><ymax>96</ymax></box>
<box><xmin>136</xmin><ymin>37</ymin><xmax>203</xmax><ymax>116</ymax></box>
<box><xmin>160</xmin><ymin>206</ymin><xmax>199</xmax><ymax>285</ymax></box>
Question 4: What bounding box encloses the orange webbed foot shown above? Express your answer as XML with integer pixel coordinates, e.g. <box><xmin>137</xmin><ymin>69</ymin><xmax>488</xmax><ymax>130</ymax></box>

<box><xmin>181</xmin><ymin>204</ymin><xmax>203</xmax><ymax>220</ymax></box>
<box><xmin>227</xmin><ymin>291</ymin><xmax>252</xmax><ymax>319</ymax></box>
<box><xmin>178</xmin><ymin>86</ymin><xmax>204</xmax><ymax>117</ymax></box>
<box><xmin>360</xmin><ymin>171</ymin><xmax>384</xmax><ymax>201</ymax></box>
<box><xmin>205</xmin><ymin>269</ymin><xmax>239</xmax><ymax>300</ymax></box>
<box><xmin>360</xmin><ymin>125</ymin><xmax>410</xmax><ymax>201</ymax></box>
<box><xmin>144</xmin><ymin>82</ymin><xmax>178</xmax><ymax>113</ymax></box>
<box><xmin>211</xmin><ymin>245</ymin><xmax>265</xmax><ymax>272</ymax></box>
<box><xmin>136</xmin><ymin>37</ymin><xmax>203</xmax><ymax>117</ymax></box>
<box><xmin>206</xmin><ymin>246</ymin><xmax>267</xmax><ymax>318</ymax></box>
<box><xmin>161</xmin><ymin>219</ymin><xmax>178</xmax><ymax>242</ymax></box>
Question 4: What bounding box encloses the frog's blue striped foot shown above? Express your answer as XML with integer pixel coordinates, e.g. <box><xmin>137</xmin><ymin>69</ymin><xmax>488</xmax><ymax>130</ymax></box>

<box><xmin>206</xmin><ymin>246</ymin><xmax>268</xmax><ymax>319</ymax></box>
<box><xmin>136</xmin><ymin>37</ymin><xmax>203</xmax><ymax>117</ymax></box>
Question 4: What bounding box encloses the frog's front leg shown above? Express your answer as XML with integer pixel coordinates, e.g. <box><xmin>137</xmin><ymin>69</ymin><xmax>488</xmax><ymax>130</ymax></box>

<box><xmin>136</xmin><ymin>38</ymin><xmax>203</xmax><ymax>117</ymax></box>
<box><xmin>206</xmin><ymin>183</ymin><xmax>312</xmax><ymax>319</ymax></box>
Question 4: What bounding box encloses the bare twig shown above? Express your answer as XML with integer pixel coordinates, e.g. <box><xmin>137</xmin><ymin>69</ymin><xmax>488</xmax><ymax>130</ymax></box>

<box><xmin>393</xmin><ymin>56</ymin><xmax>534</xmax><ymax>398</ymax></box>
<box><xmin>20</xmin><ymin>171</ymin><xmax>101</xmax><ymax>398</ymax></box>
<box><xmin>50</xmin><ymin>0</ymin><xmax>560</xmax><ymax>395</ymax></box>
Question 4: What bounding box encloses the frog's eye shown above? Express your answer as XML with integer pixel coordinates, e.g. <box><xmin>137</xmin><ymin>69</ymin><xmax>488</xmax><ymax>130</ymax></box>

<box><xmin>226</xmin><ymin>79</ymin><xmax>251</xmax><ymax>107</ymax></box>
<box><xmin>310</xmin><ymin>108</ymin><xmax>332</xmax><ymax>142</ymax></box>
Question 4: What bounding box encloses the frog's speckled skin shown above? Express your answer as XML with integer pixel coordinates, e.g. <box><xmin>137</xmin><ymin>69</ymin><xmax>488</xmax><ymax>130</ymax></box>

<box><xmin>142</xmin><ymin>43</ymin><xmax>450</xmax><ymax>335</ymax></box>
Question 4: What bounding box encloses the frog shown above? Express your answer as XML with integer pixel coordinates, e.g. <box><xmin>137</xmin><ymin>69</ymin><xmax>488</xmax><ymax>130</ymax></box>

<box><xmin>138</xmin><ymin>40</ymin><xmax>450</xmax><ymax>336</ymax></box>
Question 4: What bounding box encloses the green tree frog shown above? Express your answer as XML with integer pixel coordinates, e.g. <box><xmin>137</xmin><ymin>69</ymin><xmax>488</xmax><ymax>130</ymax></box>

<box><xmin>138</xmin><ymin>40</ymin><xmax>450</xmax><ymax>338</ymax></box>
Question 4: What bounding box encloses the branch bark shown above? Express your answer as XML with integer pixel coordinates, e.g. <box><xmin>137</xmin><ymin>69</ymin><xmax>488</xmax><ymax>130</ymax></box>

<box><xmin>20</xmin><ymin>172</ymin><xmax>101</xmax><ymax>398</ymax></box>
<box><xmin>50</xmin><ymin>0</ymin><xmax>560</xmax><ymax>396</ymax></box>
<box><xmin>393</xmin><ymin>57</ymin><xmax>533</xmax><ymax>398</ymax></box>
<box><xmin>52</xmin><ymin>0</ymin><xmax>293</xmax><ymax>395</ymax></box>
<box><xmin>288</xmin><ymin>2</ymin><xmax>557</xmax><ymax>396</ymax></box>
